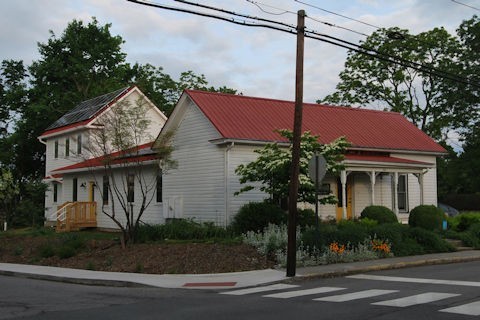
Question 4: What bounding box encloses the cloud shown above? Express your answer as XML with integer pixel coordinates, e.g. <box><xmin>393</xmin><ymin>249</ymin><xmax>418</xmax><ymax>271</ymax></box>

<box><xmin>1</xmin><ymin>0</ymin><xmax>475</xmax><ymax>105</ymax></box>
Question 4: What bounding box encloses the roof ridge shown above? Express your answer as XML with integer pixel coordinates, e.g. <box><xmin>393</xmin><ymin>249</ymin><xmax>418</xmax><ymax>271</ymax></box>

<box><xmin>185</xmin><ymin>89</ymin><xmax>402</xmax><ymax>116</ymax></box>
<box><xmin>79</xmin><ymin>86</ymin><xmax>131</xmax><ymax>105</ymax></box>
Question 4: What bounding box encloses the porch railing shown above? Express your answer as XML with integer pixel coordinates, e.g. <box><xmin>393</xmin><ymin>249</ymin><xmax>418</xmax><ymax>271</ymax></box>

<box><xmin>55</xmin><ymin>201</ymin><xmax>97</xmax><ymax>232</ymax></box>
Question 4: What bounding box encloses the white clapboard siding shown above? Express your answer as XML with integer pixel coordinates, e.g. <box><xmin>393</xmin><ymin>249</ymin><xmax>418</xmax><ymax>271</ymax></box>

<box><xmin>57</xmin><ymin>165</ymin><xmax>163</xmax><ymax>230</ymax></box>
<box><xmin>391</xmin><ymin>153</ymin><xmax>438</xmax><ymax>207</ymax></box>
<box><xmin>163</xmin><ymin>100</ymin><xmax>227</xmax><ymax>226</ymax></box>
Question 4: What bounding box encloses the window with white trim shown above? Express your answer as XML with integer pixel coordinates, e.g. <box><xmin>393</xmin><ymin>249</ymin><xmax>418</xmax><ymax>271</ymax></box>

<box><xmin>77</xmin><ymin>134</ymin><xmax>82</xmax><ymax>154</ymax></box>
<box><xmin>397</xmin><ymin>174</ymin><xmax>408</xmax><ymax>212</ymax></box>
<box><xmin>65</xmin><ymin>138</ymin><xmax>70</xmax><ymax>157</ymax></box>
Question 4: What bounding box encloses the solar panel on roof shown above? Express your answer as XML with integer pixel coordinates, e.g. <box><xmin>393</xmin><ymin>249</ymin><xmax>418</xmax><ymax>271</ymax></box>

<box><xmin>45</xmin><ymin>86</ymin><xmax>130</xmax><ymax>130</ymax></box>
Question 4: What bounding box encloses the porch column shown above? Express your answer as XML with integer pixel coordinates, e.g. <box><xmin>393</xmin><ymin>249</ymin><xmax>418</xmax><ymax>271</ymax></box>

<box><xmin>340</xmin><ymin>170</ymin><xmax>347</xmax><ymax>219</ymax></box>
<box><xmin>393</xmin><ymin>172</ymin><xmax>399</xmax><ymax>215</ymax></box>
<box><xmin>367</xmin><ymin>170</ymin><xmax>377</xmax><ymax>205</ymax></box>
<box><xmin>415</xmin><ymin>172</ymin><xmax>425</xmax><ymax>205</ymax></box>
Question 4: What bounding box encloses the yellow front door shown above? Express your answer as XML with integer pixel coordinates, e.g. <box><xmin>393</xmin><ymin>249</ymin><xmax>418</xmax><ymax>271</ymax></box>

<box><xmin>336</xmin><ymin>179</ymin><xmax>353</xmax><ymax>220</ymax></box>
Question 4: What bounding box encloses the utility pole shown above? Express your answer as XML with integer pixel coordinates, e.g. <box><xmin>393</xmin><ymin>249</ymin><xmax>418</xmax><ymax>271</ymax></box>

<box><xmin>286</xmin><ymin>9</ymin><xmax>305</xmax><ymax>277</ymax></box>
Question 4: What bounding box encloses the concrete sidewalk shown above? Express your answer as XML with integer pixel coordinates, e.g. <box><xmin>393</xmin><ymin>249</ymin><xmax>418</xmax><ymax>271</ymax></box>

<box><xmin>1</xmin><ymin>250</ymin><xmax>479</xmax><ymax>290</ymax></box>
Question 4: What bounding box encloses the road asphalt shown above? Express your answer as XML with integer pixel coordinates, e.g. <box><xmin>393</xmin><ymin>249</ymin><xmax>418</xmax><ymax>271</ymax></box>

<box><xmin>0</xmin><ymin>250</ymin><xmax>479</xmax><ymax>290</ymax></box>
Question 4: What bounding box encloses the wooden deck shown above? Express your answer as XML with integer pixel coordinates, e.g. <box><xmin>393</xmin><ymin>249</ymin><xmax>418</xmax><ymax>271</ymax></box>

<box><xmin>56</xmin><ymin>202</ymin><xmax>97</xmax><ymax>232</ymax></box>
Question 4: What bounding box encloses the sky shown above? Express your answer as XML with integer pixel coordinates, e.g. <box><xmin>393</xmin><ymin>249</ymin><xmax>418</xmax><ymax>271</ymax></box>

<box><xmin>1</xmin><ymin>0</ymin><xmax>478</xmax><ymax>105</ymax></box>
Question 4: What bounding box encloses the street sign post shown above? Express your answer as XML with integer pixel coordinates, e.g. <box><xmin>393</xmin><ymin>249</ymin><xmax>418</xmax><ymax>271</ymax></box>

<box><xmin>308</xmin><ymin>153</ymin><xmax>327</xmax><ymax>228</ymax></box>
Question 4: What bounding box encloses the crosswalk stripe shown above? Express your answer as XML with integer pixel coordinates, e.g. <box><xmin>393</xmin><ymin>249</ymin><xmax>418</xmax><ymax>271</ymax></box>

<box><xmin>263</xmin><ymin>287</ymin><xmax>345</xmax><ymax>299</ymax></box>
<box><xmin>314</xmin><ymin>289</ymin><xmax>399</xmax><ymax>302</ymax></box>
<box><xmin>372</xmin><ymin>292</ymin><xmax>460</xmax><ymax>307</ymax></box>
<box><xmin>220</xmin><ymin>283</ymin><xmax>299</xmax><ymax>296</ymax></box>
<box><xmin>348</xmin><ymin>274</ymin><xmax>480</xmax><ymax>287</ymax></box>
<box><xmin>439</xmin><ymin>301</ymin><xmax>480</xmax><ymax>316</ymax></box>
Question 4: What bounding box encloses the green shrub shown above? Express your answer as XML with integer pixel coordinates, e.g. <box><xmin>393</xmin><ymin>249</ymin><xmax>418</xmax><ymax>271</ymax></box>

<box><xmin>297</xmin><ymin>208</ymin><xmax>316</xmax><ymax>229</ymax></box>
<box><xmin>360</xmin><ymin>205</ymin><xmax>398</xmax><ymax>224</ymax></box>
<box><xmin>368</xmin><ymin>223</ymin><xmax>453</xmax><ymax>256</ymax></box>
<box><xmin>406</xmin><ymin>227</ymin><xmax>454</xmax><ymax>253</ymax></box>
<box><xmin>301</xmin><ymin>223</ymin><xmax>338</xmax><ymax>252</ymax></box>
<box><xmin>335</xmin><ymin>220</ymin><xmax>370</xmax><ymax>246</ymax></box>
<box><xmin>456</xmin><ymin>213</ymin><xmax>480</xmax><ymax>232</ymax></box>
<box><xmin>461</xmin><ymin>223</ymin><xmax>480</xmax><ymax>249</ymax></box>
<box><xmin>408</xmin><ymin>205</ymin><xmax>446</xmax><ymax>231</ymax></box>
<box><xmin>369</xmin><ymin>223</ymin><xmax>407</xmax><ymax>251</ymax></box>
<box><xmin>230</xmin><ymin>202</ymin><xmax>287</xmax><ymax>235</ymax></box>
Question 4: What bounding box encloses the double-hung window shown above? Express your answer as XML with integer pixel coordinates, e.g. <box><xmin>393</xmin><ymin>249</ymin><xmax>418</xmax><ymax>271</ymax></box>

<box><xmin>65</xmin><ymin>138</ymin><xmax>70</xmax><ymax>157</ymax></box>
<box><xmin>72</xmin><ymin>178</ymin><xmax>78</xmax><ymax>202</ymax></box>
<box><xmin>77</xmin><ymin>134</ymin><xmax>82</xmax><ymax>155</ymax></box>
<box><xmin>127</xmin><ymin>174</ymin><xmax>135</xmax><ymax>203</ymax></box>
<box><xmin>53</xmin><ymin>183</ymin><xmax>58</xmax><ymax>203</ymax></box>
<box><xmin>156</xmin><ymin>172</ymin><xmax>163</xmax><ymax>203</ymax></box>
<box><xmin>54</xmin><ymin>140</ymin><xmax>59</xmax><ymax>159</ymax></box>
<box><xmin>397</xmin><ymin>174</ymin><xmax>408</xmax><ymax>212</ymax></box>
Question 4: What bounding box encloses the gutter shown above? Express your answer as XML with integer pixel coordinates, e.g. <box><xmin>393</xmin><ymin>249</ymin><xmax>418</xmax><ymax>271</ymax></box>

<box><xmin>224</xmin><ymin>142</ymin><xmax>235</xmax><ymax>227</ymax></box>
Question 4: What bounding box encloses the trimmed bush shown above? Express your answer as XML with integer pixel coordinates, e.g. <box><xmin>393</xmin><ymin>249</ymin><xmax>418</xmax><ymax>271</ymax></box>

<box><xmin>230</xmin><ymin>202</ymin><xmax>287</xmax><ymax>235</ymax></box>
<box><xmin>360</xmin><ymin>205</ymin><xmax>398</xmax><ymax>224</ymax></box>
<box><xmin>408</xmin><ymin>205</ymin><xmax>446</xmax><ymax>231</ymax></box>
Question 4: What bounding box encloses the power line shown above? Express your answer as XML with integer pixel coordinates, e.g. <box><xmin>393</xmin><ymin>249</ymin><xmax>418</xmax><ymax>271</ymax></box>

<box><xmin>127</xmin><ymin>0</ymin><xmax>296</xmax><ymax>33</ymax></box>
<box><xmin>294</xmin><ymin>0</ymin><xmax>381</xmax><ymax>30</ymax></box>
<box><xmin>246</xmin><ymin>0</ymin><xmax>290</xmax><ymax>16</ymax></box>
<box><xmin>451</xmin><ymin>0</ymin><xmax>480</xmax><ymax>11</ymax></box>
<box><xmin>248</xmin><ymin>0</ymin><xmax>369</xmax><ymax>37</ymax></box>
<box><xmin>127</xmin><ymin>0</ymin><xmax>479</xmax><ymax>89</ymax></box>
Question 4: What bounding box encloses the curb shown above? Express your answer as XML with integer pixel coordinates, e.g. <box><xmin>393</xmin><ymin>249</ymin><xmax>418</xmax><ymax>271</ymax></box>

<box><xmin>0</xmin><ymin>269</ymin><xmax>151</xmax><ymax>288</ymax></box>
<box><xmin>1</xmin><ymin>253</ymin><xmax>479</xmax><ymax>289</ymax></box>
<box><xmin>293</xmin><ymin>254</ymin><xmax>480</xmax><ymax>282</ymax></box>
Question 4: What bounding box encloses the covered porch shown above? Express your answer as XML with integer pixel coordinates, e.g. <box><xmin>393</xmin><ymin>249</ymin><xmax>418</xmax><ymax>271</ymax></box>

<box><xmin>337</xmin><ymin>153</ymin><xmax>435</xmax><ymax>223</ymax></box>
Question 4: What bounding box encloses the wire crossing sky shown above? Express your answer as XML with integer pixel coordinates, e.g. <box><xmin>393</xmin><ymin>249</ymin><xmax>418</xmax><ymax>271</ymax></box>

<box><xmin>1</xmin><ymin>0</ymin><xmax>478</xmax><ymax>103</ymax></box>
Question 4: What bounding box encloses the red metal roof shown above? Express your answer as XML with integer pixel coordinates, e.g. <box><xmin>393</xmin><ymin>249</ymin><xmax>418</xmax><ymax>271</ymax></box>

<box><xmin>185</xmin><ymin>90</ymin><xmax>446</xmax><ymax>154</ymax></box>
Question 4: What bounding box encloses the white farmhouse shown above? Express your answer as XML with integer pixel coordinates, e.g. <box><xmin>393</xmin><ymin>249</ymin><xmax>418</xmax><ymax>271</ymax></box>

<box><xmin>156</xmin><ymin>90</ymin><xmax>447</xmax><ymax>226</ymax></box>
<box><xmin>40</xmin><ymin>88</ymin><xmax>447</xmax><ymax>231</ymax></box>
<box><xmin>38</xmin><ymin>86</ymin><xmax>167</xmax><ymax>230</ymax></box>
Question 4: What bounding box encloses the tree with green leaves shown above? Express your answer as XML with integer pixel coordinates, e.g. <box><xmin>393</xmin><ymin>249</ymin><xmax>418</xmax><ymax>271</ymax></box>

<box><xmin>1</xmin><ymin>16</ymin><xmax>237</xmax><ymax>228</ymax></box>
<box><xmin>321</xmin><ymin>27</ymin><xmax>463</xmax><ymax>141</ymax></box>
<box><xmin>235</xmin><ymin>129</ymin><xmax>349</xmax><ymax>205</ymax></box>
<box><xmin>0</xmin><ymin>168</ymin><xmax>19</xmax><ymax>229</ymax></box>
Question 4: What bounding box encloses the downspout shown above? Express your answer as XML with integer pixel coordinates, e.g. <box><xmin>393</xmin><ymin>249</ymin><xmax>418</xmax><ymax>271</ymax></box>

<box><xmin>224</xmin><ymin>142</ymin><xmax>235</xmax><ymax>227</ymax></box>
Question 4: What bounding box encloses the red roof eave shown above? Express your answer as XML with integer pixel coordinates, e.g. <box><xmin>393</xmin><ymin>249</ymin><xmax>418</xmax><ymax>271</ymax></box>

<box><xmin>51</xmin><ymin>142</ymin><xmax>156</xmax><ymax>174</ymax></box>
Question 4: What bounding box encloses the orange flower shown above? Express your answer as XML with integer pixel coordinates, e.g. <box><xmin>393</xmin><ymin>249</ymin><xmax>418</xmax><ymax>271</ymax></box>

<box><xmin>329</xmin><ymin>242</ymin><xmax>346</xmax><ymax>254</ymax></box>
